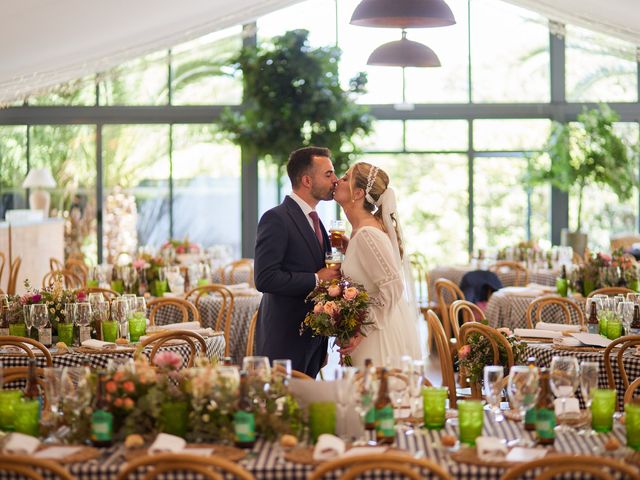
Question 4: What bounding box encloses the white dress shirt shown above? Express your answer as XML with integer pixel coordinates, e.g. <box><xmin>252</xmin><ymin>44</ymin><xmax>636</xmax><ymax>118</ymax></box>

<box><xmin>289</xmin><ymin>191</ymin><xmax>317</xmax><ymax>234</ymax></box>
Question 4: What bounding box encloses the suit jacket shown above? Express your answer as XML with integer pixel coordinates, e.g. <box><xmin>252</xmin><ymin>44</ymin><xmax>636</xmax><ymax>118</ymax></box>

<box><xmin>254</xmin><ymin>195</ymin><xmax>330</xmax><ymax>377</ymax></box>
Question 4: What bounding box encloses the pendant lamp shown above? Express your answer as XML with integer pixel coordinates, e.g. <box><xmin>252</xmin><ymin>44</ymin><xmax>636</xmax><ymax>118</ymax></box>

<box><xmin>350</xmin><ymin>0</ymin><xmax>456</xmax><ymax>28</ymax></box>
<box><xmin>367</xmin><ymin>31</ymin><xmax>440</xmax><ymax>67</ymax></box>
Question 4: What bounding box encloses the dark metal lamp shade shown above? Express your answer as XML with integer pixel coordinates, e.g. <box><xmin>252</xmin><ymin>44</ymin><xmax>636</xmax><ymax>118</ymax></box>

<box><xmin>350</xmin><ymin>0</ymin><xmax>456</xmax><ymax>28</ymax></box>
<box><xmin>367</xmin><ymin>35</ymin><xmax>441</xmax><ymax>67</ymax></box>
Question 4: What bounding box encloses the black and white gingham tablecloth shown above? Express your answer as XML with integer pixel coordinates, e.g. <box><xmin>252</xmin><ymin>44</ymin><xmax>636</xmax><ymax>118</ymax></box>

<box><xmin>155</xmin><ymin>293</ymin><xmax>261</xmax><ymax>364</ymax></box>
<box><xmin>526</xmin><ymin>342</ymin><xmax>640</xmax><ymax>411</ymax></box>
<box><xmin>1</xmin><ymin>411</ymin><xmax>633</xmax><ymax>479</ymax></box>
<box><xmin>0</xmin><ymin>334</ymin><xmax>225</xmax><ymax>370</ymax></box>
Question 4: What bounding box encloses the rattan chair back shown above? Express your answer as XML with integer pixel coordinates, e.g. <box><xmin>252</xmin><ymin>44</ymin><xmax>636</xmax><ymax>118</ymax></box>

<box><xmin>524</xmin><ymin>296</ymin><xmax>585</xmax><ymax>329</ymax></box>
<box><xmin>147</xmin><ymin>297</ymin><xmax>200</xmax><ymax>326</ymax></box>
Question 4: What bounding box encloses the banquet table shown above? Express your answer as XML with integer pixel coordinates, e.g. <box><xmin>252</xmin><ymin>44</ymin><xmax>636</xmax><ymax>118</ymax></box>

<box><xmin>3</xmin><ymin>412</ymin><xmax>633</xmax><ymax>479</ymax></box>
<box><xmin>0</xmin><ymin>333</ymin><xmax>225</xmax><ymax>370</ymax></box>
<box><xmin>428</xmin><ymin>265</ymin><xmax>559</xmax><ymax>296</ymax></box>
<box><xmin>154</xmin><ymin>291</ymin><xmax>262</xmax><ymax>364</ymax></box>
<box><xmin>485</xmin><ymin>288</ymin><xmax>586</xmax><ymax>330</ymax></box>
<box><xmin>526</xmin><ymin>342</ymin><xmax>639</xmax><ymax>410</ymax></box>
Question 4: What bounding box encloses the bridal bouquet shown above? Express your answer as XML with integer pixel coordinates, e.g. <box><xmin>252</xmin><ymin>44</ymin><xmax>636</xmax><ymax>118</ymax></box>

<box><xmin>300</xmin><ymin>277</ymin><xmax>375</xmax><ymax>366</ymax></box>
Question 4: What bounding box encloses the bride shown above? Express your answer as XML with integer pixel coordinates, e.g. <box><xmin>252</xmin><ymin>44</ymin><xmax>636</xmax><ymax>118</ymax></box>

<box><xmin>333</xmin><ymin>162</ymin><xmax>422</xmax><ymax>367</ymax></box>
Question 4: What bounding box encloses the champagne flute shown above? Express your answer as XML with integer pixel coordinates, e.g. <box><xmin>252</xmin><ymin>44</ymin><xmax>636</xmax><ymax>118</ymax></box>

<box><xmin>550</xmin><ymin>356</ymin><xmax>579</xmax><ymax>430</ymax></box>
<box><xmin>484</xmin><ymin>365</ymin><xmax>504</xmax><ymax>422</ymax></box>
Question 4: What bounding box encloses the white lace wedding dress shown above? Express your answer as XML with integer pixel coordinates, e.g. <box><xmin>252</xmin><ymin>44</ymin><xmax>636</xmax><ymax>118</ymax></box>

<box><xmin>342</xmin><ymin>226</ymin><xmax>422</xmax><ymax>367</ymax></box>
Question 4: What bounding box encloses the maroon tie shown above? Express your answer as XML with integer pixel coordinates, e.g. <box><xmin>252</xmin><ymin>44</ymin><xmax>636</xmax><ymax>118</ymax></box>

<box><xmin>308</xmin><ymin>211</ymin><xmax>324</xmax><ymax>248</ymax></box>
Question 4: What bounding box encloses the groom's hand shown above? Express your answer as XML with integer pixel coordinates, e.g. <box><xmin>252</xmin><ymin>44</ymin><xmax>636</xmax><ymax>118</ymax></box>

<box><xmin>317</xmin><ymin>266</ymin><xmax>341</xmax><ymax>281</ymax></box>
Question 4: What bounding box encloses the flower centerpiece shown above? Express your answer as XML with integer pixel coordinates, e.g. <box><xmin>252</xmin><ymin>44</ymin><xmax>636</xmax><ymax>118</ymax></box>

<box><xmin>162</xmin><ymin>238</ymin><xmax>201</xmax><ymax>255</ymax></box>
<box><xmin>300</xmin><ymin>277</ymin><xmax>376</xmax><ymax>366</ymax></box>
<box><xmin>611</xmin><ymin>248</ymin><xmax>639</xmax><ymax>291</ymax></box>
<box><xmin>458</xmin><ymin>327</ymin><xmax>528</xmax><ymax>384</ymax></box>
<box><xmin>133</xmin><ymin>253</ymin><xmax>166</xmax><ymax>296</ymax></box>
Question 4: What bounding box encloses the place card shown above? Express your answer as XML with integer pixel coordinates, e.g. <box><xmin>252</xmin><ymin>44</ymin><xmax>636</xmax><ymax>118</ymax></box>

<box><xmin>505</xmin><ymin>447</ymin><xmax>547</xmax><ymax>462</ymax></box>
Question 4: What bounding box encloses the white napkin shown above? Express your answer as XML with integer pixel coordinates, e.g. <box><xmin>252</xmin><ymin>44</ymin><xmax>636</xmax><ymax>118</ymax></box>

<box><xmin>513</xmin><ymin>328</ymin><xmax>561</xmax><ymax>339</ymax></box>
<box><xmin>148</xmin><ymin>433</ymin><xmax>187</xmax><ymax>454</ymax></box>
<box><xmin>3</xmin><ymin>432</ymin><xmax>40</xmax><ymax>454</ymax></box>
<box><xmin>81</xmin><ymin>339</ymin><xmax>116</xmax><ymax>350</ymax></box>
<box><xmin>312</xmin><ymin>434</ymin><xmax>346</xmax><ymax>461</ymax></box>
<box><xmin>505</xmin><ymin>447</ymin><xmax>547</xmax><ymax>462</ymax></box>
<box><xmin>554</xmin><ymin>397</ymin><xmax>580</xmax><ymax>416</ymax></box>
<box><xmin>35</xmin><ymin>446</ymin><xmax>83</xmax><ymax>459</ymax></box>
<box><xmin>341</xmin><ymin>446</ymin><xmax>387</xmax><ymax>458</ymax></box>
<box><xmin>159</xmin><ymin>321</ymin><xmax>201</xmax><ymax>331</ymax></box>
<box><xmin>138</xmin><ymin>327</ymin><xmax>214</xmax><ymax>343</ymax></box>
<box><xmin>553</xmin><ymin>336</ymin><xmax>583</xmax><ymax>347</ymax></box>
<box><xmin>536</xmin><ymin>322</ymin><xmax>580</xmax><ymax>333</ymax></box>
<box><xmin>476</xmin><ymin>436</ymin><xmax>508</xmax><ymax>461</ymax></box>
<box><xmin>570</xmin><ymin>333</ymin><xmax>613</xmax><ymax>347</ymax></box>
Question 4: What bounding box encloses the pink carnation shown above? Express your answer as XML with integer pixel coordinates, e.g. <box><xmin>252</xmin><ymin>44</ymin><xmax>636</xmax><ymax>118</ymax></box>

<box><xmin>327</xmin><ymin>284</ymin><xmax>342</xmax><ymax>297</ymax></box>
<box><xmin>132</xmin><ymin>259</ymin><xmax>148</xmax><ymax>269</ymax></box>
<box><xmin>343</xmin><ymin>287</ymin><xmax>358</xmax><ymax>301</ymax></box>
<box><xmin>458</xmin><ymin>345</ymin><xmax>471</xmax><ymax>359</ymax></box>
<box><xmin>313</xmin><ymin>303</ymin><xmax>324</xmax><ymax>314</ymax></box>
<box><xmin>31</xmin><ymin>293</ymin><xmax>42</xmax><ymax>303</ymax></box>
<box><xmin>153</xmin><ymin>351</ymin><xmax>183</xmax><ymax>370</ymax></box>
<box><xmin>323</xmin><ymin>301</ymin><xmax>338</xmax><ymax>316</ymax></box>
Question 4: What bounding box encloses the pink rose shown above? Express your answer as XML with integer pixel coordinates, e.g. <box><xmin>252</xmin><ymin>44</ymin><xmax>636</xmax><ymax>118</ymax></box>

<box><xmin>497</xmin><ymin>327</ymin><xmax>512</xmax><ymax>336</ymax></box>
<box><xmin>323</xmin><ymin>301</ymin><xmax>338</xmax><ymax>316</ymax></box>
<box><xmin>114</xmin><ymin>398</ymin><xmax>123</xmax><ymax>408</ymax></box>
<box><xmin>327</xmin><ymin>284</ymin><xmax>342</xmax><ymax>297</ymax></box>
<box><xmin>313</xmin><ymin>303</ymin><xmax>324</xmax><ymax>314</ymax></box>
<box><xmin>153</xmin><ymin>351</ymin><xmax>183</xmax><ymax>370</ymax></box>
<box><xmin>132</xmin><ymin>259</ymin><xmax>148</xmax><ymax>269</ymax></box>
<box><xmin>123</xmin><ymin>398</ymin><xmax>134</xmax><ymax>410</ymax></box>
<box><xmin>458</xmin><ymin>345</ymin><xmax>471</xmax><ymax>359</ymax></box>
<box><xmin>343</xmin><ymin>287</ymin><xmax>358</xmax><ymax>301</ymax></box>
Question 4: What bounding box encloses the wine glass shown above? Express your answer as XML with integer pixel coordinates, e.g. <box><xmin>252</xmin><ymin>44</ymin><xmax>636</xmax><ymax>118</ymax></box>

<box><xmin>22</xmin><ymin>305</ymin><xmax>34</xmax><ymax>338</ymax></box>
<box><xmin>134</xmin><ymin>297</ymin><xmax>147</xmax><ymax>316</ymax></box>
<box><xmin>242</xmin><ymin>356</ymin><xmax>271</xmax><ymax>382</ymax></box>
<box><xmin>408</xmin><ymin>359</ymin><xmax>425</xmax><ymax>420</ymax></box>
<box><xmin>335</xmin><ymin>367</ymin><xmax>357</xmax><ymax>440</ymax></box>
<box><xmin>507</xmin><ymin>365</ymin><xmax>539</xmax><ymax>423</ymax></box>
<box><xmin>550</xmin><ymin>356</ymin><xmax>579</xmax><ymax>429</ymax></box>
<box><xmin>111</xmin><ymin>298</ymin><xmax>130</xmax><ymax>340</ymax></box>
<box><xmin>76</xmin><ymin>302</ymin><xmax>92</xmax><ymax>344</ymax></box>
<box><xmin>272</xmin><ymin>359</ymin><xmax>292</xmax><ymax>386</ymax></box>
<box><xmin>122</xmin><ymin>294</ymin><xmax>137</xmax><ymax>317</ymax></box>
<box><xmin>43</xmin><ymin>368</ymin><xmax>64</xmax><ymax>442</ymax></box>
<box><xmin>617</xmin><ymin>301</ymin><xmax>634</xmax><ymax>333</ymax></box>
<box><xmin>30</xmin><ymin>304</ymin><xmax>50</xmax><ymax>343</ymax></box>
<box><xmin>484</xmin><ymin>365</ymin><xmax>505</xmax><ymax>422</ymax></box>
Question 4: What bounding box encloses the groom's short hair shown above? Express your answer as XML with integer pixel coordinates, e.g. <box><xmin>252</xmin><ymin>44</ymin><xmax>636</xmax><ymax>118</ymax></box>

<box><xmin>287</xmin><ymin>146</ymin><xmax>332</xmax><ymax>188</ymax></box>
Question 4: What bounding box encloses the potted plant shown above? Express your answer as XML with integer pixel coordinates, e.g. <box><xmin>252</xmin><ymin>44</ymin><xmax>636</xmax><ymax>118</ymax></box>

<box><xmin>528</xmin><ymin>104</ymin><xmax>638</xmax><ymax>254</ymax></box>
<box><xmin>218</xmin><ymin>29</ymin><xmax>373</xmax><ymax>186</ymax></box>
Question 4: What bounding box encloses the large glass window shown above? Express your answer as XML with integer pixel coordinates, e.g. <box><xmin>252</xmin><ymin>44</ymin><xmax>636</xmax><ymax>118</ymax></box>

<box><xmin>473</xmin><ymin>119</ymin><xmax>551</xmax><ymax>151</ymax></box>
<box><xmin>0</xmin><ymin>126</ymin><xmax>28</xmax><ymax>219</ymax></box>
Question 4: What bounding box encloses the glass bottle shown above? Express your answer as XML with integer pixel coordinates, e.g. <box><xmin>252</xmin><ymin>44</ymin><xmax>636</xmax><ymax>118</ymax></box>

<box><xmin>535</xmin><ymin>368</ymin><xmax>556</xmax><ymax>446</ymax></box>
<box><xmin>234</xmin><ymin>371</ymin><xmax>256</xmax><ymax>448</ymax></box>
<box><xmin>630</xmin><ymin>304</ymin><xmax>640</xmax><ymax>335</ymax></box>
<box><xmin>362</xmin><ymin>358</ymin><xmax>376</xmax><ymax>431</ymax></box>
<box><xmin>0</xmin><ymin>301</ymin><xmax>10</xmax><ymax>336</ymax></box>
<box><xmin>374</xmin><ymin>368</ymin><xmax>395</xmax><ymax>445</ymax></box>
<box><xmin>587</xmin><ymin>300</ymin><xmax>599</xmax><ymax>335</ymax></box>
<box><xmin>524</xmin><ymin>356</ymin><xmax>537</xmax><ymax>431</ymax></box>
<box><xmin>90</xmin><ymin>371</ymin><xmax>114</xmax><ymax>447</ymax></box>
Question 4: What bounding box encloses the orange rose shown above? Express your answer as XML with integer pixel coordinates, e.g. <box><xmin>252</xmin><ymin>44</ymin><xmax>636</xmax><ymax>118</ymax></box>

<box><xmin>105</xmin><ymin>381</ymin><xmax>118</xmax><ymax>394</ymax></box>
<box><xmin>114</xmin><ymin>398</ymin><xmax>123</xmax><ymax>408</ymax></box>
<box><xmin>123</xmin><ymin>398</ymin><xmax>134</xmax><ymax>410</ymax></box>
<box><xmin>313</xmin><ymin>303</ymin><xmax>324</xmax><ymax>314</ymax></box>
<box><xmin>323</xmin><ymin>301</ymin><xmax>338</xmax><ymax>316</ymax></box>
<box><xmin>327</xmin><ymin>284</ymin><xmax>342</xmax><ymax>297</ymax></box>
<box><xmin>343</xmin><ymin>287</ymin><xmax>358</xmax><ymax>301</ymax></box>
<box><xmin>123</xmin><ymin>381</ymin><xmax>135</xmax><ymax>393</ymax></box>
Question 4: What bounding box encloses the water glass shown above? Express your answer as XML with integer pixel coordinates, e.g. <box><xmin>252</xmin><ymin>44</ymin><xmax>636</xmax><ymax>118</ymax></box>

<box><xmin>128</xmin><ymin>315</ymin><xmax>147</xmax><ymax>343</ymax></box>
<box><xmin>30</xmin><ymin>304</ymin><xmax>50</xmax><ymax>343</ymax></box>
<box><xmin>14</xmin><ymin>399</ymin><xmax>40</xmax><ymax>436</ymax></box>
<box><xmin>606</xmin><ymin>316</ymin><xmax>623</xmax><ymax>340</ymax></box>
<box><xmin>590</xmin><ymin>388</ymin><xmax>616</xmax><ymax>432</ymax></box>
<box><xmin>272</xmin><ymin>359</ymin><xmax>292</xmax><ymax>384</ymax></box>
<box><xmin>550</xmin><ymin>356</ymin><xmax>579</xmax><ymax>423</ymax></box>
<box><xmin>579</xmin><ymin>361</ymin><xmax>599</xmax><ymax>408</ymax></box>
<box><xmin>483</xmin><ymin>365</ymin><xmax>504</xmax><ymax>422</ymax></box>
<box><xmin>0</xmin><ymin>390</ymin><xmax>23</xmax><ymax>430</ymax></box>
<box><xmin>102</xmin><ymin>320</ymin><xmax>119</xmax><ymax>343</ymax></box>
<box><xmin>422</xmin><ymin>387</ymin><xmax>448</xmax><ymax>429</ymax></box>
<box><xmin>58</xmin><ymin>303</ymin><xmax>76</xmax><ymax>346</ymax></box>
<box><xmin>458</xmin><ymin>400</ymin><xmax>484</xmax><ymax>446</ymax></box>
<box><xmin>309</xmin><ymin>402</ymin><xmax>336</xmax><ymax>443</ymax></box>
<box><xmin>242</xmin><ymin>356</ymin><xmax>271</xmax><ymax>382</ymax></box>
<box><xmin>625</xmin><ymin>402</ymin><xmax>640</xmax><ymax>450</ymax></box>
<box><xmin>508</xmin><ymin>365</ymin><xmax>539</xmax><ymax>422</ymax></box>
<box><xmin>111</xmin><ymin>298</ymin><xmax>130</xmax><ymax>340</ymax></box>
<box><xmin>76</xmin><ymin>302</ymin><xmax>92</xmax><ymax>344</ymax></box>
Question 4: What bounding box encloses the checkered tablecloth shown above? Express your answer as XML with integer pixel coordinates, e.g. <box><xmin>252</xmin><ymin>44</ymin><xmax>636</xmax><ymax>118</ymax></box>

<box><xmin>485</xmin><ymin>290</ymin><xmax>587</xmax><ymax>329</ymax></box>
<box><xmin>428</xmin><ymin>265</ymin><xmax>559</xmax><ymax>298</ymax></box>
<box><xmin>154</xmin><ymin>293</ymin><xmax>261</xmax><ymax>364</ymax></box>
<box><xmin>0</xmin><ymin>334</ymin><xmax>225</xmax><ymax>370</ymax></box>
<box><xmin>210</xmin><ymin>267</ymin><xmax>252</xmax><ymax>285</ymax></box>
<box><xmin>1</xmin><ymin>412</ymin><xmax>632</xmax><ymax>479</ymax></box>
<box><xmin>526</xmin><ymin>342</ymin><xmax>640</xmax><ymax>411</ymax></box>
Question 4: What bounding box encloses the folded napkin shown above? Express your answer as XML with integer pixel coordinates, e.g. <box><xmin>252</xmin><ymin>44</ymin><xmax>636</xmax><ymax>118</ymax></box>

<box><xmin>513</xmin><ymin>328</ymin><xmax>561</xmax><ymax>339</ymax></box>
<box><xmin>161</xmin><ymin>321</ymin><xmax>201</xmax><ymax>331</ymax></box>
<box><xmin>476</xmin><ymin>436</ymin><xmax>508</xmax><ymax>461</ymax></box>
<box><xmin>148</xmin><ymin>433</ymin><xmax>187</xmax><ymax>454</ymax></box>
<box><xmin>138</xmin><ymin>328</ymin><xmax>214</xmax><ymax>343</ymax></box>
<box><xmin>35</xmin><ymin>446</ymin><xmax>83</xmax><ymax>459</ymax></box>
<box><xmin>569</xmin><ymin>333</ymin><xmax>612</xmax><ymax>347</ymax></box>
<box><xmin>341</xmin><ymin>446</ymin><xmax>387</xmax><ymax>458</ymax></box>
<box><xmin>505</xmin><ymin>447</ymin><xmax>547</xmax><ymax>462</ymax></box>
<box><xmin>536</xmin><ymin>322</ymin><xmax>580</xmax><ymax>333</ymax></box>
<box><xmin>554</xmin><ymin>397</ymin><xmax>580</xmax><ymax>416</ymax></box>
<box><xmin>81</xmin><ymin>339</ymin><xmax>116</xmax><ymax>350</ymax></box>
<box><xmin>3</xmin><ymin>433</ymin><xmax>40</xmax><ymax>454</ymax></box>
<box><xmin>313</xmin><ymin>434</ymin><xmax>346</xmax><ymax>461</ymax></box>
<box><xmin>553</xmin><ymin>336</ymin><xmax>583</xmax><ymax>347</ymax></box>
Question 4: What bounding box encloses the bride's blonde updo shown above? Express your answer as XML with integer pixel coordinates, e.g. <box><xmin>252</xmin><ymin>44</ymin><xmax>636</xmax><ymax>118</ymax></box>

<box><xmin>349</xmin><ymin>162</ymin><xmax>404</xmax><ymax>259</ymax></box>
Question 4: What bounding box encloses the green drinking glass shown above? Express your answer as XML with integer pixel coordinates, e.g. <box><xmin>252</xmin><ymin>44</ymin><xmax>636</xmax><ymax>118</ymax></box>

<box><xmin>555</xmin><ymin>278</ymin><xmax>568</xmax><ymax>297</ymax></box>
<box><xmin>0</xmin><ymin>390</ymin><xmax>23</xmax><ymax>430</ymax></box>
<box><xmin>458</xmin><ymin>400</ymin><xmax>484</xmax><ymax>446</ymax></box>
<box><xmin>591</xmin><ymin>388</ymin><xmax>616</xmax><ymax>432</ymax></box>
<box><xmin>128</xmin><ymin>315</ymin><xmax>147</xmax><ymax>343</ymax></box>
<box><xmin>422</xmin><ymin>387</ymin><xmax>448</xmax><ymax>430</ymax></box>
<box><xmin>197</xmin><ymin>278</ymin><xmax>210</xmax><ymax>287</ymax></box>
<box><xmin>160</xmin><ymin>400</ymin><xmax>189</xmax><ymax>438</ymax></box>
<box><xmin>625</xmin><ymin>403</ymin><xmax>640</xmax><ymax>451</ymax></box>
<box><xmin>102</xmin><ymin>320</ymin><xmax>119</xmax><ymax>342</ymax></box>
<box><xmin>606</xmin><ymin>319</ymin><xmax>622</xmax><ymax>340</ymax></box>
<box><xmin>9</xmin><ymin>323</ymin><xmax>27</xmax><ymax>337</ymax></box>
<box><xmin>110</xmin><ymin>280</ymin><xmax>124</xmax><ymax>294</ymax></box>
<box><xmin>86</xmin><ymin>279</ymin><xmax>99</xmax><ymax>288</ymax></box>
<box><xmin>57</xmin><ymin>322</ymin><xmax>74</xmax><ymax>346</ymax></box>
<box><xmin>14</xmin><ymin>399</ymin><xmax>41</xmax><ymax>437</ymax></box>
<box><xmin>308</xmin><ymin>402</ymin><xmax>336</xmax><ymax>443</ymax></box>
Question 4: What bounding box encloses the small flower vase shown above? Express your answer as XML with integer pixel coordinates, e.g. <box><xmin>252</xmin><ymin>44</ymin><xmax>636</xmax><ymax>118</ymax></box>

<box><xmin>160</xmin><ymin>400</ymin><xmax>189</xmax><ymax>438</ymax></box>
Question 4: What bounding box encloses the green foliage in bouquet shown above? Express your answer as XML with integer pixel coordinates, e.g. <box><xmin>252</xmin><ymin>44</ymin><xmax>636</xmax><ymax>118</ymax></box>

<box><xmin>458</xmin><ymin>328</ymin><xmax>527</xmax><ymax>383</ymax></box>
<box><xmin>218</xmin><ymin>29</ymin><xmax>373</xmax><ymax>176</ymax></box>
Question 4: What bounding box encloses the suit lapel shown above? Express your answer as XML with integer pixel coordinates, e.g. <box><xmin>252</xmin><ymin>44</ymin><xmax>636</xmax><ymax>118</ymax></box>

<box><xmin>284</xmin><ymin>196</ymin><xmax>324</xmax><ymax>259</ymax></box>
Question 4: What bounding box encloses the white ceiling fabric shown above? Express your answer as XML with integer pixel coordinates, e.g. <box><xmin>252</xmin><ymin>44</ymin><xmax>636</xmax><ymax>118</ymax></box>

<box><xmin>1</xmin><ymin>0</ymin><xmax>638</xmax><ymax>105</ymax></box>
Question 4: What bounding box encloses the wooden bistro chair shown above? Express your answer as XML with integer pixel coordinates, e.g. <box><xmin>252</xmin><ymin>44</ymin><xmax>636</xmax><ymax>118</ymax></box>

<box><xmin>603</xmin><ymin>334</ymin><xmax>640</xmax><ymax>403</ymax></box>
<box><xmin>587</xmin><ymin>286</ymin><xmax>635</xmax><ymax>298</ymax></box>
<box><xmin>2</xmin><ymin>366</ymin><xmax>50</xmax><ymax>409</ymax></box>
<box><xmin>0</xmin><ymin>454</ymin><xmax>75</xmax><ymax>480</ymax></box>
<box><xmin>186</xmin><ymin>284</ymin><xmax>234</xmax><ymax>356</ymax></box>
<box><xmin>148</xmin><ymin>297</ymin><xmax>201</xmax><ymax>326</ymax></box>
<box><xmin>0</xmin><ymin>336</ymin><xmax>52</xmax><ymax>366</ymax></box>
<box><xmin>500</xmin><ymin>454</ymin><xmax>638</xmax><ymax>480</ymax></box>
<box><xmin>309</xmin><ymin>452</ymin><xmax>453</xmax><ymax>480</ymax></box>
<box><xmin>222</xmin><ymin>259</ymin><xmax>254</xmax><ymax>287</ymax></box>
<box><xmin>624</xmin><ymin>376</ymin><xmax>640</xmax><ymax>404</ymax></box>
<box><xmin>245</xmin><ymin>310</ymin><xmax>258</xmax><ymax>357</ymax></box>
<box><xmin>448</xmin><ymin>300</ymin><xmax>486</xmax><ymax>346</ymax></box>
<box><xmin>116</xmin><ymin>452</ymin><xmax>255</xmax><ymax>480</ymax></box>
<box><xmin>135</xmin><ymin>331</ymin><xmax>207</xmax><ymax>369</ymax></box>
<box><xmin>434</xmin><ymin>278</ymin><xmax>465</xmax><ymax>341</ymax></box>
<box><xmin>43</xmin><ymin>269</ymin><xmax>83</xmax><ymax>289</ymax></box>
<box><xmin>524</xmin><ymin>296</ymin><xmax>586</xmax><ymax>330</ymax></box>
<box><xmin>7</xmin><ymin>256</ymin><xmax>21</xmax><ymax>295</ymax></box>
<box><xmin>65</xmin><ymin>258</ymin><xmax>88</xmax><ymax>285</ymax></box>
<box><xmin>459</xmin><ymin>322</ymin><xmax>515</xmax><ymax>399</ymax></box>
<box><xmin>49</xmin><ymin>257</ymin><xmax>64</xmax><ymax>271</ymax></box>
<box><xmin>488</xmin><ymin>260</ymin><xmax>529</xmax><ymax>287</ymax></box>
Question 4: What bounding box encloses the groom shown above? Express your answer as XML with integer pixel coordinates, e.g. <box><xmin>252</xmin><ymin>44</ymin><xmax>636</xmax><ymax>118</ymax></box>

<box><xmin>254</xmin><ymin>146</ymin><xmax>340</xmax><ymax>377</ymax></box>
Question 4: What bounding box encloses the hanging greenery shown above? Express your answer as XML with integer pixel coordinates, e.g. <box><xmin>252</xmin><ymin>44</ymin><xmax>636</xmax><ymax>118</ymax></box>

<box><xmin>218</xmin><ymin>29</ymin><xmax>373</xmax><ymax>175</ymax></box>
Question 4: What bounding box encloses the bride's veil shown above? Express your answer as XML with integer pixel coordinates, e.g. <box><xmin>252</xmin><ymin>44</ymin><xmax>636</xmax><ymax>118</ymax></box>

<box><xmin>376</xmin><ymin>187</ymin><xmax>420</xmax><ymax>326</ymax></box>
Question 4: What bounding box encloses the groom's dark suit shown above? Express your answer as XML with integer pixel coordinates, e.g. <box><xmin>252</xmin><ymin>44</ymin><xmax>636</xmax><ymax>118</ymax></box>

<box><xmin>254</xmin><ymin>195</ymin><xmax>330</xmax><ymax>377</ymax></box>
